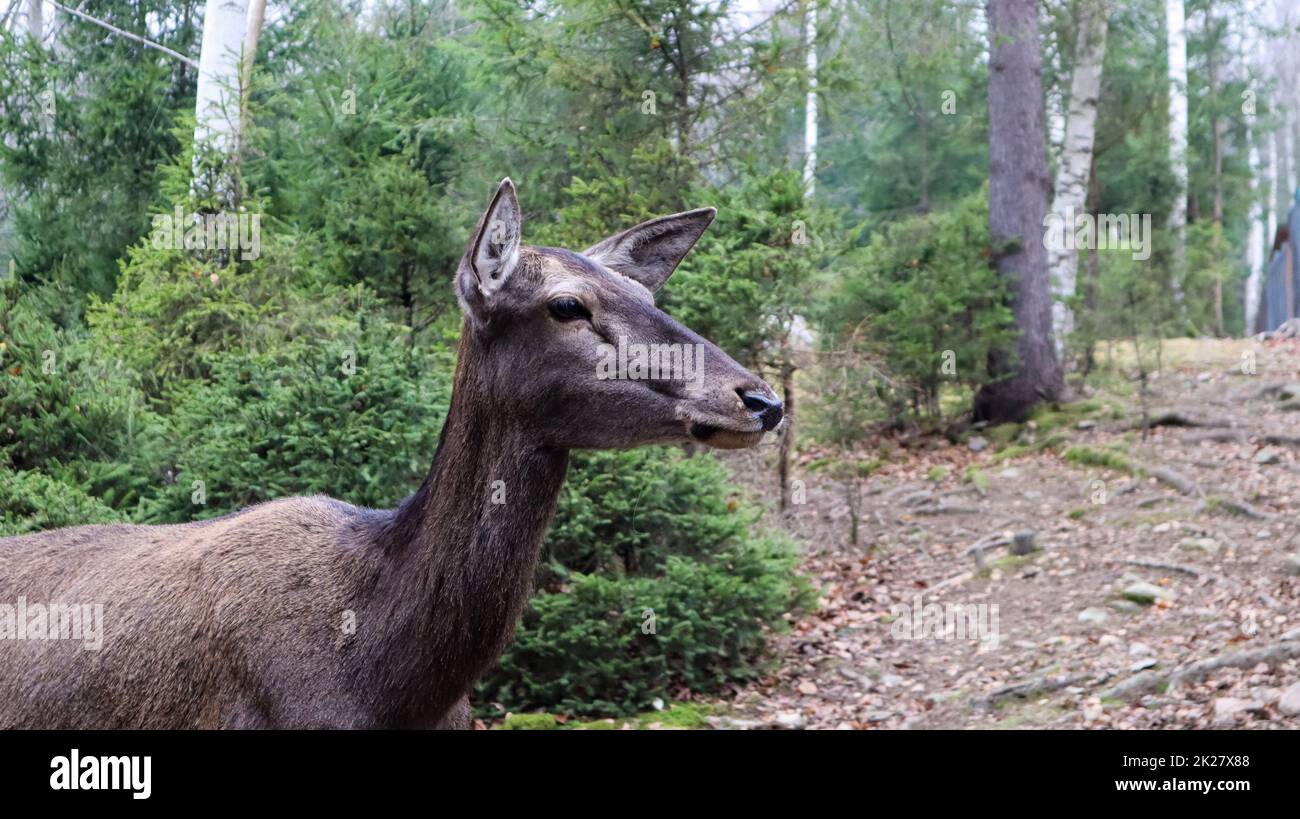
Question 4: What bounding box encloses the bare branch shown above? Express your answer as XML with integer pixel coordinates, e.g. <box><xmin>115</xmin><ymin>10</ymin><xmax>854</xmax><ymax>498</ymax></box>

<box><xmin>46</xmin><ymin>0</ymin><xmax>198</xmax><ymax>68</ymax></box>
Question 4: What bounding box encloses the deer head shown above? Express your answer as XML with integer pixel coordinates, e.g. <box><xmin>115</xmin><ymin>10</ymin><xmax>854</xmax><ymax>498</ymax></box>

<box><xmin>455</xmin><ymin>178</ymin><xmax>783</xmax><ymax>450</ymax></box>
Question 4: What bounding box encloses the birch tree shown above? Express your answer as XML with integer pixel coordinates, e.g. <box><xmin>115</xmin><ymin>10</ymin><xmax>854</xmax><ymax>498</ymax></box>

<box><xmin>1166</xmin><ymin>0</ymin><xmax>1188</xmax><ymax>305</ymax></box>
<box><xmin>192</xmin><ymin>0</ymin><xmax>248</xmax><ymax>202</ymax></box>
<box><xmin>803</xmin><ymin>0</ymin><xmax>817</xmax><ymax>196</ymax></box>
<box><xmin>1245</xmin><ymin>134</ymin><xmax>1265</xmax><ymax>332</ymax></box>
<box><xmin>1048</xmin><ymin>0</ymin><xmax>1108</xmax><ymax>348</ymax></box>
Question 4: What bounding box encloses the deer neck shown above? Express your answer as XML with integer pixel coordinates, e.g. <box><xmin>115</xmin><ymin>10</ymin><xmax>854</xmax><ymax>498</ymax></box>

<box><xmin>370</xmin><ymin>327</ymin><xmax>569</xmax><ymax>723</ymax></box>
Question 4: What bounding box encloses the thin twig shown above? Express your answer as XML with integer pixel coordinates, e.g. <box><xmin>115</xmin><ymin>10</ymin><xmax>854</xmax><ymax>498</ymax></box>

<box><xmin>46</xmin><ymin>0</ymin><xmax>198</xmax><ymax>68</ymax></box>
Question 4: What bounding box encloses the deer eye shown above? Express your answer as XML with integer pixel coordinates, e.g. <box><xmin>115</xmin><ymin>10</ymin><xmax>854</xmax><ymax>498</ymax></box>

<box><xmin>547</xmin><ymin>297</ymin><xmax>591</xmax><ymax>322</ymax></box>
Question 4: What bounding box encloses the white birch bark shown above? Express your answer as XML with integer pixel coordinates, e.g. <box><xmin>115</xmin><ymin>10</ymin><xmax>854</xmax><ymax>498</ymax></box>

<box><xmin>803</xmin><ymin>0</ymin><xmax>818</xmax><ymax>196</ymax></box>
<box><xmin>1049</xmin><ymin>0</ymin><xmax>1108</xmax><ymax>346</ymax></box>
<box><xmin>1245</xmin><ymin>135</ymin><xmax>1265</xmax><ymax>333</ymax></box>
<box><xmin>27</xmin><ymin>0</ymin><xmax>42</xmax><ymax>41</ymax></box>
<box><xmin>193</xmin><ymin>0</ymin><xmax>249</xmax><ymax>173</ymax></box>
<box><xmin>1166</xmin><ymin>0</ymin><xmax>1188</xmax><ymax>305</ymax></box>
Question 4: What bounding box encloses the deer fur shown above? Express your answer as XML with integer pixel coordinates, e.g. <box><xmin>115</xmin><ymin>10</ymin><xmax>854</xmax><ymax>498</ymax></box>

<box><xmin>0</xmin><ymin>179</ymin><xmax>782</xmax><ymax>728</ymax></box>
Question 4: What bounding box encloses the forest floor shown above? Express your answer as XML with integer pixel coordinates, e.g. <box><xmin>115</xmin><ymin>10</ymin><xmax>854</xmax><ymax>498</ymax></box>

<box><xmin>713</xmin><ymin>337</ymin><xmax>1300</xmax><ymax>730</ymax></box>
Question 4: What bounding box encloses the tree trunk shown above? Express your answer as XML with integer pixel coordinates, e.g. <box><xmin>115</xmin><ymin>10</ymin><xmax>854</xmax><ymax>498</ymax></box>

<box><xmin>1081</xmin><ymin>155</ymin><xmax>1102</xmax><ymax>374</ymax></box>
<box><xmin>803</xmin><ymin>0</ymin><xmax>818</xmax><ymax>196</ymax></box>
<box><xmin>238</xmin><ymin>0</ymin><xmax>267</xmax><ymax>155</ymax></box>
<box><xmin>1048</xmin><ymin>0</ymin><xmax>1108</xmax><ymax>348</ymax></box>
<box><xmin>1165</xmin><ymin>0</ymin><xmax>1188</xmax><ymax>308</ymax></box>
<box><xmin>973</xmin><ymin>0</ymin><xmax>1063</xmax><ymax>424</ymax></box>
<box><xmin>1269</xmin><ymin>117</ymin><xmax>1279</xmax><ymax>251</ymax></box>
<box><xmin>1246</xmin><ymin>133</ymin><xmax>1265</xmax><ymax>333</ymax></box>
<box><xmin>27</xmin><ymin>0</ymin><xmax>43</xmax><ymax>40</ymax></box>
<box><xmin>1206</xmin><ymin>1</ymin><xmax>1223</xmax><ymax>336</ymax></box>
<box><xmin>777</xmin><ymin>339</ymin><xmax>796</xmax><ymax>512</ymax></box>
<box><xmin>193</xmin><ymin>0</ymin><xmax>250</xmax><ymax>202</ymax></box>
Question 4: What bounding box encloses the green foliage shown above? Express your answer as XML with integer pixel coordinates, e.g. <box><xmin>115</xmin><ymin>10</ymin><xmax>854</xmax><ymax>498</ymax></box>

<box><xmin>817</xmin><ymin>191</ymin><xmax>1016</xmax><ymax>420</ymax></box>
<box><xmin>0</xmin><ymin>1</ymin><xmax>199</xmax><ymax>298</ymax></box>
<box><xmin>146</xmin><ymin>331</ymin><xmax>449</xmax><ymax>521</ymax></box>
<box><xmin>544</xmin><ymin>447</ymin><xmax>753</xmax><ymax>577</ymax></box>
<box><xmin>247</xmin><ymin>1</ymin><xmax>472</xmax><ymax>326</ymax></box>
<box><xmin>479</xmin><ymin>445</ymin><xmax>807</xmax><ymax>716</ymax></box>
<box><xmin>0</xmin><ymin>466</ymin><xmax>123</xmax><ymax>537</ymax></box>
<box><xmin>479</xmin><ymin>534</ymin><xmax>808</xmax><ymax>717</ymax></box>
<box><xmin>498</xmin><ymin>713</ymin><xmax>560</xmax><ymax>730</ymax></box>
<box><xmin>0</xmin><ymin>283</ymin><xmax>154</xmax><ymax>488</ymax></box>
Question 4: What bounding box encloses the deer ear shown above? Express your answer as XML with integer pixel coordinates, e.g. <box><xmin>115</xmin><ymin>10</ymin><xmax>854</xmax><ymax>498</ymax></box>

<box><xmin>458</xmin><ymin>178</ymin><xmax>522</xmax><ymax>317</ymax></box>
<box><xmin>583</xmin><ymin>207</ymin><xmax>716</xmax><ymax>292</ymax></box>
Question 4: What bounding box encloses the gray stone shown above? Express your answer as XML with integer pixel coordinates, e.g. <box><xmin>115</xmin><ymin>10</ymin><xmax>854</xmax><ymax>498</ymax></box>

<box><xmin>1010</xmin><ymin>530</ymin><xmax>1038</xmax><ymax>556</ymax></box>
<box><xmin>1077</xmin><ymin>607</ymin><xmax>1110</xmax><ymax>625</ymax></box>
<box><xmin>1129</xmin><ymin>658</ymin><xmax>1159</xmax><ymax>672</ymax></box>
<box><xmin>967</xmin><ymin>435</ymin><xmax>989</xmax><ymax>453</ymax></box>
<box><xmin>1107</xmin><ymin>599</ymin><xmax>1143</xmax><ymax>614</ymax></box>
<box><xmin>1128</xmin><ymin>641</ymin><xmax>1155</xmax><ymax>657</ymax></box>
<box><xmin>772</xmin><ymin>711</ymin><xmax>806</xmax><ymax>730</ymax></box>
<box><xmin>1213</xmin><ymin>697</ymin><xmax>1261</xmax><ymax>726</ymax></box>
<box><xmin>1178</xmin><ymin>537</ymin><xmax>1221</xmax><ymax>556</ymax></box>
<box><xmin>1279</xmin><ymin>683</ymin><xmax>1300</xmax><ymax>717</ymax></box>
<box><xmin>1075</xmin><ymin>420</ymin><xmax>1096</xmax><ymax>430</ymax></box>
<box><xmin>1283</xmin><ymin>554</ymin><xmax>1300</xmax><ymax>577</ymax></box>
<box><xmin>1254</xmin><ymin>447</ymin><xmax>1281</xmax><ymax>465</ymax></box>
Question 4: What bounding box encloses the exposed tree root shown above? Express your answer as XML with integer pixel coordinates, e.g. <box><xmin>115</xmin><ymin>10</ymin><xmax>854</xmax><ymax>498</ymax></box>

<box><xmin>1101</xmin><ymin>639</ymin><xmax>1300</xmax><ymax>701</ymax></box>
<box><xmin>1142</xmin><ymin>465</ymin><xmax>1198</xmax><ymax>495</ymax></box>
<box><xmin>1133</xmin><ymin>409</ymin><xmax>1238</xmax><ymax>430</ymax></box>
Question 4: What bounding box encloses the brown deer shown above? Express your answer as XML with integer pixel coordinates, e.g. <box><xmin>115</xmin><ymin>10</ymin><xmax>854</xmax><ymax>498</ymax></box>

<box><xmin>0</xmin><ymin>179</ymin><xmax>783</xmax><ymax>728</ymax></box>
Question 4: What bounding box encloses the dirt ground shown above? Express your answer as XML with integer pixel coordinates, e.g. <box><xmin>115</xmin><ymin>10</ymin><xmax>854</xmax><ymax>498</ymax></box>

<box><xmin>713</xmin><ymin>338</ymin><xmax>1300</xmax><ymax>729</ymax></box>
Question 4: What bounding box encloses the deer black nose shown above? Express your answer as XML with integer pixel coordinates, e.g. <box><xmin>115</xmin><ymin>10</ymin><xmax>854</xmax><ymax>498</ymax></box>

<box><xmin>738</xmin><ymin>389</ymin><xmax>784</xmax><ymax>431</ymax></box>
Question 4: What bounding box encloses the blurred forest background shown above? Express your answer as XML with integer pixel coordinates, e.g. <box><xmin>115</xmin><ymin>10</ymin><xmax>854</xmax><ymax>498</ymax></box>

<box><xmin>2</xmin><ymin>0</ymin><xmax>1299</xmax><ymax>724</ymax></box>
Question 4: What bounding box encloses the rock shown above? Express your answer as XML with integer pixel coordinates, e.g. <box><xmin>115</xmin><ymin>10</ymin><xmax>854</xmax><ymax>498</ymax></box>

<box><xmin>999</xmin><ymin>468</ymin><xmax>1022</xmax><ymax>480</ymax></box>
<box><xmin>1107</xmin><ymin>599</ymin><xmax>1143</xmax><ymax>614</ymax></box>
<box><xmin>1129</xmin><ymin>658</ymin><xmax>1159</xmax><ymax>672</ymax></box>
<box><xmin>709</xmin><ymin>717</ymin><xmax>762</xmax><ymax>730</ymax></box>
<box><xmin>1281</xmin><ymin>626</ymin><xmax>1300</xmax><ymax>641</ymax></box>
<box><xmin>1077</xmin><ymin>607</ymin><xmax>1110</xmax><ymax>625</ymax></box>
<box><xmin>1254</xmin><ymin>447</ymin><xmax>1281</xmax><ymax>465</ymax></box>
<box><xmin>1283</xmin><ymin>554</ymin><xmax>1300</xmax><ymax>577</ymax></box>
<box><xmin>1010</xmin><ymin>530</ymin><xmax>1038</xmax><ymax>556</ymax></box>
<box><xmin>1075</xmin><ymin>420</ymin><xmax>1096</xmax><ymax>430</ymax></box>
<box><xmin>1213</xmin><ymin>697</ymin><xmax>1261</xmax><ymax>726</ymax></box>
<box><xmin>1279</xmin><ymin>683</ymin><xmax>1300</xmax><ymax>716</ymax></box>
<box><xmin>1153</xmin><ymin>522</ymin><xmax>1175</xmax><ymax>534</ymax></box>
<box><xmin>967</xmin><ymin>435</ymin><xmax>989</xmax><ymax>453</ymax></box>
<box><xmin>772</xmin><ymin>711</ymin><xmax>806</xmax><ymax>730</ymax></box>
<box><xmin>1278</xmin><ymin>382</ymin><xmax>1300</xmax><ymax>401</ymax></box>
<box><xmin>797</xmin><ymin>681</ymin><xmax>818</xmax><ymax>695</ymax></box>
<box><xmin>1122</xmin><ymin>582</ymin><xmax>1172</xmax><ymax>605</ymax></box>
<box><xmin>1128</xmin><ymin>641</ymin><xmax>1154</xmax><ymax>657</ymax></box>
<box><xmin>1178</xmin><ymin>537</ymin><xmax>1221</xmax><ymax>556</ymax></box>
<box><xmin>880</xmin><ymin>673</ymin><xmax>904</xmax><ymax>688</ymax></box>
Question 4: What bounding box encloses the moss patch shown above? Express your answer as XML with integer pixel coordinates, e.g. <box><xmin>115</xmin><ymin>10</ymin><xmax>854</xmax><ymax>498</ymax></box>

<box><xmin>1061</xmin><ymin>445</ymin><xmax>1134</xmax><ymax>474</ymax></box>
